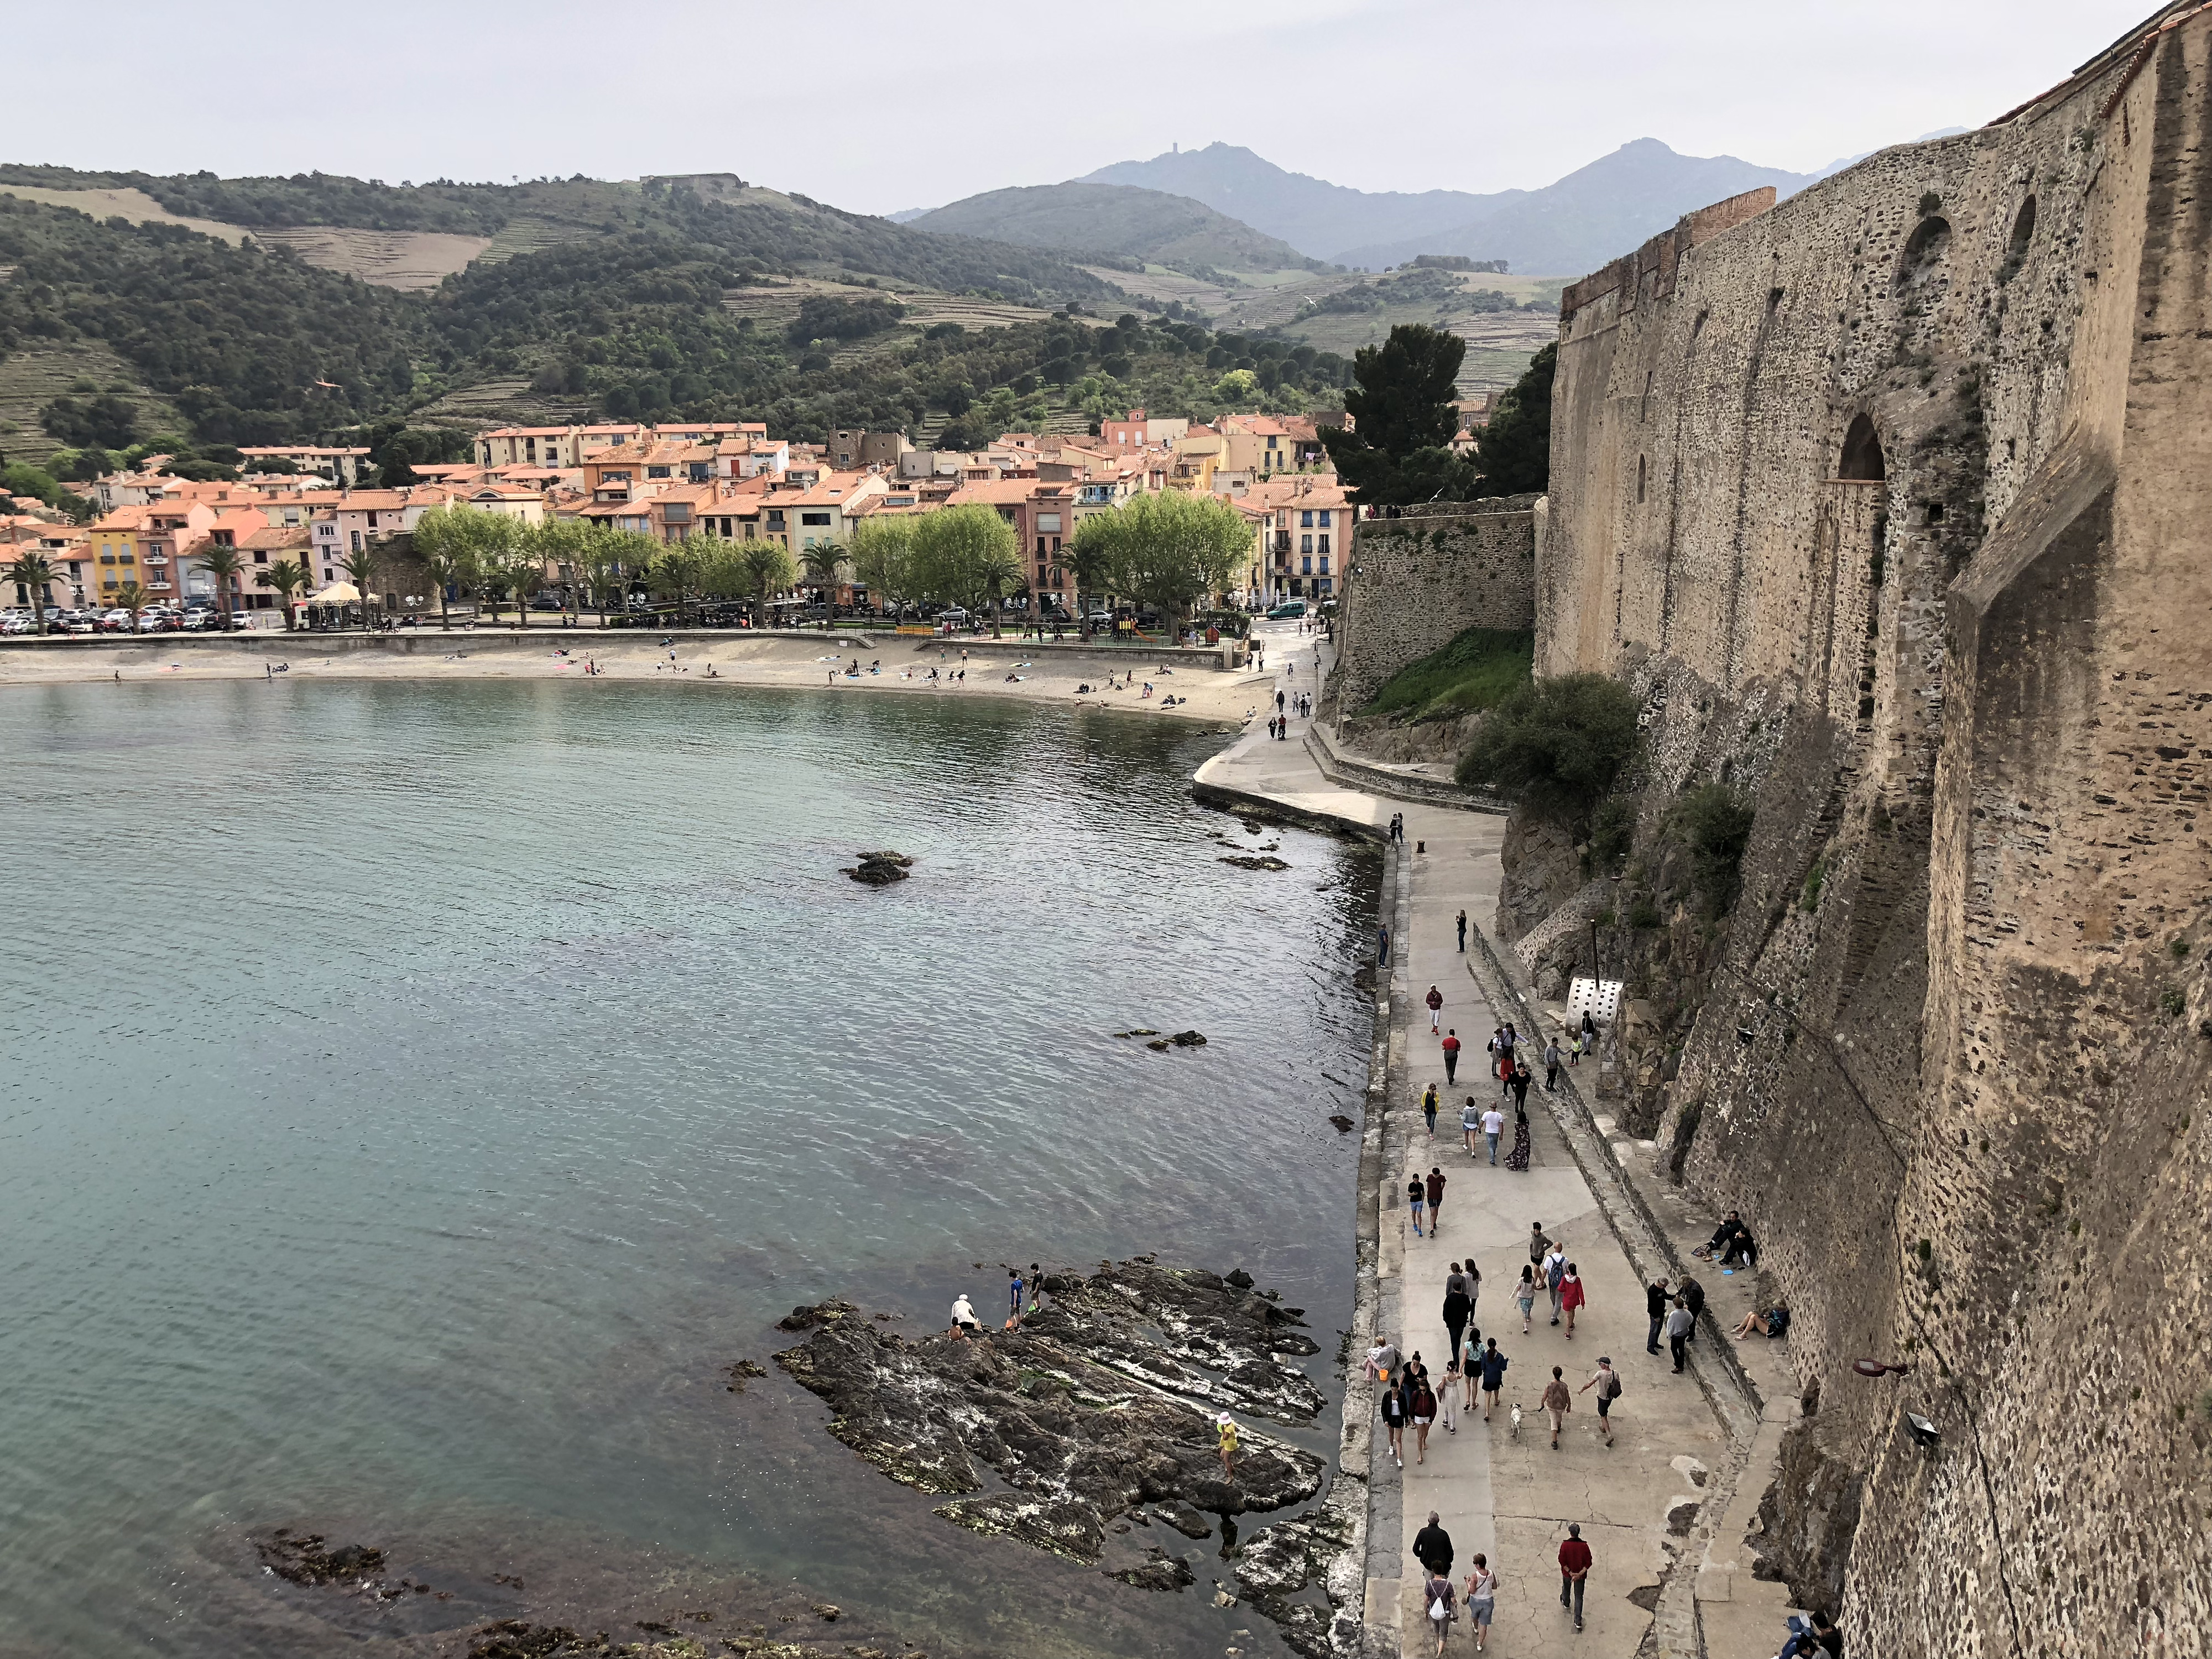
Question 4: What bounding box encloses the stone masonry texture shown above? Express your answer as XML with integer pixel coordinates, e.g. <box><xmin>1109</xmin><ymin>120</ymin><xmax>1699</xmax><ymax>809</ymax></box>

<box><xmin>1331</xmin><ymin>496</ymin><xmax>1538</xmax><ymax>715</ymax></box>
<box><xmin>1522</xmin><ymin>7</ymin><xmax>2212</xmax><ymax>1655</ymax></box>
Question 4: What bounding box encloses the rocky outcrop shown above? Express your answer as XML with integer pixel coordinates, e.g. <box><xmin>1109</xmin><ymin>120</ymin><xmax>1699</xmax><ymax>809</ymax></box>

<box><xmin>772</xmin><ymin>1259</ymin><xmax>1349</xmax><ymax>1654</ymax></box>
<box><xmin>841</xmin><ymin>851</ymin><xmax>913</xmax><ymax>886</ymax></box>
<box><xmin>1495</xmin><ymin>808</ymin><xmax>1582</xmax><ymax>944</ymax></box>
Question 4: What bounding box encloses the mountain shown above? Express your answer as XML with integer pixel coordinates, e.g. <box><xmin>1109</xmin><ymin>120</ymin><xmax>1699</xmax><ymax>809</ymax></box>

<box><xmin>1081</xmin><ymin>143</ymin><xmax>1518</xmax><ymax>265</ymax></box>
<box><xmin>910</xmin><ymin>181</ymin><xmax>1319</xmax><ymax>272</ymax></box>
<box><xmin>1332</xmin><ymin>140</ymin><xmax>1814</xmax><ymax>275</ymax></box>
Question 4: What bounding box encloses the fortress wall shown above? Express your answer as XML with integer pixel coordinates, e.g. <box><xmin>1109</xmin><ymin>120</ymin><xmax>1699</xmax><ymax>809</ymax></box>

<box><xmin>1331</xmin><ymin>497</ymin><xmax>1538</xmax><ymax>713</ymax></box>
<box><xmin>1528</xmin><ymin>7</ymin><xmax>2212</xmax><ymax>1651</ymax></box>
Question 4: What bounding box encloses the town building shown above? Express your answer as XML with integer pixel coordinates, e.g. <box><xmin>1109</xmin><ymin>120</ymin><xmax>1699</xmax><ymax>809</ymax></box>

<box><xmin>234</xmin><ymin>446</ymin><xmax>371</xmax><ymax>484</ymax></box>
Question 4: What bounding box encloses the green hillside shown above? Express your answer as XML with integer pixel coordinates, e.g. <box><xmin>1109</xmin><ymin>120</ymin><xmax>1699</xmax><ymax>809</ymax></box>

<box><xmin>0</xmin><ymin>171</ymin><xmax>1358</xmax><ymax>475</ymax></box>
<box><xmin>912</xmin><ymin>183</ymin><xmax>1324</xmax><ymax>275</ymax></box>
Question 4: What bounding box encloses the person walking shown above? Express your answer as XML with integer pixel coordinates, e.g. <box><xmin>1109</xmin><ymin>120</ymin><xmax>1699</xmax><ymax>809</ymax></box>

<box><xmin>1455</xmin><ymin>909</ymin><xmax>1468</xmax><ymax>952</ymax></box>
<box><xmin>1379</xmin><ymin>924</ymin><xmax>1391</xmax><ymax>967</ymax></box>
<box><xmin>1569</xmin><ymin>1027</ymin><xmax>1584</xmax><ymax>1067</ymax></box>
<box><xmin>1478</xmin><ymin>1337</ymin><xmax>1509</xmax><ymax>1421</ymax></box>
<box><xmin>1480</xmin><ymin>1101</ymin><xmax>1505</xmax><ymax>1165</ymax></box>
<box><xmin>1580</xmin><ymin>1009</ymin><xmax>1598</xmax><ymax>1056</ymax></box>
<box><xmin>1426</xmin><ymin>984</ymin><xmax>1444</xmax><ymax>1034</ymax></box>
<box><xmin>1422</xmin><ymin>1081</ymin><xmax>1439</xmax><ymax>1140</ymax></box>
<box><xmin>1426</xmin><ymin>1166</ymin><xmax>1447</xmax><ymax>1232</ymax></box>
<box><xmin>1464</xmin><ymin>1556</ymin><xmax>1497</xmax><ymax>1653</ymax></box>
<box><xmin>1441</xmin><ymin>1027</ymin><xmax>1460</xmax><ymax>1084</ymax></box>
<box><xmin>1515</xmin><ymin>1265</ymin><xmax>1538</xmax><ymax>1333</ymax></box>
<box><xmin>1645</xmin><ymin>1276</ymin><xmax>1672</xmax><ymax>1355</ymax></box>
<box><xmin>1579</xmin><ymin>1357</ymin><xmax>1620</xmax><ymax>1447</ymax></box>
<box><xmin>1410</xmin><ymin>1371</ymin><xmax>1438</xmax><ymax>1463</ymax></box>
<box><xmin>1423</xmin><ymin>1567</ymin><xmax>1457</xmax><ymax>1658</ymax></box>
<box><xmin>1543</xmin><ymin>1241</ymin><xmax>1568</xmax><ymax>1326</ymax></box>
<box><xmin>1527</xmin><ymin>1222</ymin><xmax>1552</xmax><ymax>1268</ymax></box>
<box><xmin>1560</xmin><ymin>1262</ymin><xmax>1585</xmax><ymax>1339</ymax></box>
<box><xmin>1544</xmin><ymin>1037</ymin><xmax>1563</xmax><ymax>1092</ymax></box>
<box><xmin>1442</xmin><ymin>1262</ymin><xmax>1474</xmax><ymax>1366</ymax></box>
<box><xmin>1460</xmin><ymin>1094</ymin><xmax>1483</xmax><ymax>1156</ymax></box>
<box><xmin>1459</xmin><ymin>1327</ymin><xmax>1481</xmax><ymax>1413</ymax></box>
<box><xmin>1413</xmin><ymin>1510</ymin><xmax>1456</xmax><ymax>1579</ymax></box>
<box><xmin>1216</xmin><ymin>1412</ymin><xmax>1239</xmax><ymax>1481</ymax></box>
<box><xmin>1408</xmin><ymin>1176</ymin><xmax>1427</xmax><ymax>1239</ymax></box>
<box><xmin>1439</xmin><ymin>1346</ymin><xmax>1460</xmax><ymax>1434</ymax></box>
<box><xmin>1667</xmin><ymin>1296</ymin><xmax>1695</xmax><ymax>1373</ymax></box>
<box><xmin>1505</xmin><ymin>1091</ymin><xmax>1533</xmax><ymax>1170</ymax></box>
<box><xmin>1380</xmin><ymin>1371</ymin><xmax>1408</xmax><ymax>1468</ymax></box>
<box><xmin>1542</xmin><ymin>1364</ymin><xmax>1572</xmax><ymax>1450</ymax></box>
<box><xmin>1558</xmin><ymin>1524</ymin><xmax>1593</xmax><ymax>1632</ymax></box>
<box><xmin>1509</xmin><ymin>1062</ymin><xmax>1533</xmax><ymax>1120</ymax></box>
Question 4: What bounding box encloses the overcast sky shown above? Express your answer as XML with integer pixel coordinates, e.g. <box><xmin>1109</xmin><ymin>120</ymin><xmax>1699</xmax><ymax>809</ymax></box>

<box><xmin>9</xmin><ymin>0</ymin><xmax>2161</xmax><ymax>215</ymax></box>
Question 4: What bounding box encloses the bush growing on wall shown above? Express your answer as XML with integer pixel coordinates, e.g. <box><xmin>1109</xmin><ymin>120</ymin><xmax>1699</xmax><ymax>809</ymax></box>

<box><xmin>1665</xmin><ymin>784</ymin><xmax>1756</xmax><ymax>916</ymax></box>
<box><xmin>1455</xmin><ymin>671</ymin><xmax>1639</xmax><ymax>819</ymax></box>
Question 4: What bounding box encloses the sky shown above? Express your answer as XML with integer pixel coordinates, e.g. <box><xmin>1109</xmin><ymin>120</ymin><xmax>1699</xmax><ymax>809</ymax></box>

<box><xmin>5</xmin><ymin>0</ymin><xmax>2164</xmax><ymax>216</ymax></box>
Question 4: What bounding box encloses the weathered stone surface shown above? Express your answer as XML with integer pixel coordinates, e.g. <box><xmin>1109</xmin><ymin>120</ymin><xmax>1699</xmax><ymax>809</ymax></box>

<box><xmin>1526</xmin><ymin>13</ymin><xmax>2212</xmax><ymax>1653</ymax></box>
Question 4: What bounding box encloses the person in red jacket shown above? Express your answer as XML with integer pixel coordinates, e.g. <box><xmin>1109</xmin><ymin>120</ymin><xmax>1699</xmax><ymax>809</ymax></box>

<box><xmin>1558</xmin><ymin>1523</ymin><xmax>1593</xmax><ymax>1631</ymax></box>
<box><xmin>1426</xmin><ymin>984</ymin><xmax>1444</xmax><ymax>1032</ymax></box>
<box><xmin>1559</xmin><ymin>1262</ymin><xmax>1586</xmax><ymax>1338</ymax></box>
<box><xmin>1441</xmin><ymin>1027</ymin><xmax>1461</xmax><ymax>1084</ymax></box>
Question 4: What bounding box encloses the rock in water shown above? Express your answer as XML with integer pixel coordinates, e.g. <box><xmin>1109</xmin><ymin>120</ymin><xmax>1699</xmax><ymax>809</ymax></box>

<box><xmin>1170</xmin><ymin>1030</ymin><xmax>1207</xmax><ymax>1047</ymax></box>
<box><xmin>770</xmin><ymin>1260</ymin><xmax>1327</xmax><ymax>1570</ymax></box>
<box><xmin>259</xmin><ymin>1531</ymin><xmax>387</xmax><ymax>1585</ymax></box>
<box><xmin>1218</xmin><ymin>854</ymin><xmax>1290</xmax><ymax>872</ymax></box>
<box><xmin>843</xmin><ymin>851</ymin><xmax>914</xmax><ymax>886</ymax></box>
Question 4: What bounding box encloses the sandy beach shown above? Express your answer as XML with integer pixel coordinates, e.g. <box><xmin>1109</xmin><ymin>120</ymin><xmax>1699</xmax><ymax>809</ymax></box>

<box><xmin>0</xmin><ymin>629</ymin><xmax>1281</xmax><ymax>726</ymax></box>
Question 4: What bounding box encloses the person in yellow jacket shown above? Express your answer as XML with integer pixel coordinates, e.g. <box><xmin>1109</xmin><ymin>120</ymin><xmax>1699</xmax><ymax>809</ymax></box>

<box><xmin>1215</xmin><ymin>1413</ymin><xmax>1240</xmax><ymax>1481</ymax></box>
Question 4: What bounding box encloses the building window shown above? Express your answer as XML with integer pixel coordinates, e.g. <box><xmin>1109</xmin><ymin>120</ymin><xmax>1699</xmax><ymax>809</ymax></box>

<box><xmin>1302</xmin><ymin>556</ymin><xmax>1312</xmax><ymax>575</ymax></box>
<box><xmin>800</xmin><ymin>512</ymin><xmax>831</xmax><ymax>526</ymax></box>
<box><xmin>349</xmin><ymin>530</ymin><xmax>362</xmax><ymax>552</ymax></box>
<box><xmin>1300</xmin><ymin>534</ymin><xmax>1312</xmax><ymax>555</ymax></box>
<box><xmin>1319</xmin><ymin>556</ymin><xmax>1329</xmax><ymax>574</ymax></box>
<box><xmin>1300</xmin><ymin>509</ymin><xmax>1313</xmax><ymax>528</ymax></box>
<box><xmin>1318</xmin><ymin>534</ymin><xmax>1330</xmax><ymax>556</ymax></box>
<box><xmin>1318</xmin><ymin>510</ymin><xmax>1331</xmax><ymax>527</ymax></box>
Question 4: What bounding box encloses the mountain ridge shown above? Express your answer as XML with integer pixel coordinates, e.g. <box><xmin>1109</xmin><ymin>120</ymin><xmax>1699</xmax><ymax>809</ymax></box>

<box><xmin>909</xmin><ymin>181</ymin><xmax>1321</xmax><ymax>273</ymax></box>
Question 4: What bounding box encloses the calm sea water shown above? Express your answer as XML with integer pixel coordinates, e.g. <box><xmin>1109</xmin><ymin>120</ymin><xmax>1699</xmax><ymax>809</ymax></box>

<box><xmin>0</xmin><ymin>679</ymin><xmax>1375</xmax><ymax>1659</ymax></box>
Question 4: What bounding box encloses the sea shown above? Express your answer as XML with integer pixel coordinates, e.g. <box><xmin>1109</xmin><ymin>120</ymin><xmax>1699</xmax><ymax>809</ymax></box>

<box><xmin>0</xmin><ymin>677</ymin><xmax>1377</xmax><ymax>1659</ymax></box>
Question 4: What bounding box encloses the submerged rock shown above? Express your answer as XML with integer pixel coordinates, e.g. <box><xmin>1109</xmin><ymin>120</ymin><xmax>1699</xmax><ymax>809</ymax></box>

<box><xmin>1170</xmin><ymin>1030</ymin><xmax>1208</xmax><ymax>1047</ymax></box>
<box><xmin>1110</xmin><ymin>1547</ymin><xmax>1196</xmax><ymax>1591</ymax></box>
<box><xmin>259</xmin><ymin>1531</ymin><xmax>387</xmax><ymax>1586</ymax></box>
<box><xmin>1218</xmin><ymin>855</ymin><xmax>1290</xmax><ymax>872</ymax></box>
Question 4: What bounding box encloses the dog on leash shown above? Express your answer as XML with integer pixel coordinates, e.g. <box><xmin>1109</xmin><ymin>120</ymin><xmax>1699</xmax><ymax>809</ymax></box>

<box><xmin>1509</xmin><ymin>1401</ymin><xmax>1524</xmax><ymax>1441</ymax></box>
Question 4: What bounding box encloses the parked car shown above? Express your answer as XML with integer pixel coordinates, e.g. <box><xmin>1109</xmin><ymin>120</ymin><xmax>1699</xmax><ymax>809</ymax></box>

<box><xmin>98</xmin><ymin>609</ymin><xmax>135</xmax><ymax>632</ymax></box>
<box><xmin>137</xmin><ymin>610</ymin><xmax>181</xmax><ymax>633</ymax></box>
<box><xmin>0</xmin><ymin>615</ymin><xmax>35</xmax><ymax>634</ymax></box>
<box><xmin>1266</xmin><ymin>600</ymin><xmax>1308</xmax><ymax>619</ymax></box>
<box><xmin>62</xmin><ymin>618</ymin><xmax>96</xmax><ymax>634</ymax></box>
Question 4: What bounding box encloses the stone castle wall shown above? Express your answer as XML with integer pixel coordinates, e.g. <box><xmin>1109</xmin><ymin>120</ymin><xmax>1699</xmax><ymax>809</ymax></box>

<box><xmin>1526</xmin><ymin>7</ymin><xmax>2212</xmax><ymax>1653</ymax></box>
<box><xmin>1330</xmin><ymin>495</ymin><xmax>1538</xmax><ymax>714</ymax></box>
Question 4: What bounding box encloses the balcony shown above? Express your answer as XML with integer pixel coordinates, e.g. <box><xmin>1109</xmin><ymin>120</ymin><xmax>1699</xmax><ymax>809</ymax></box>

<box><xmin>1271</xmin><ymin>535</ymin><xmax>1292</xmax><ymax>554</ymax></box>
<box><xmin>143</xmin><ymin>553</ymin><xmax>169</xmax><ymax>566</ymax></box>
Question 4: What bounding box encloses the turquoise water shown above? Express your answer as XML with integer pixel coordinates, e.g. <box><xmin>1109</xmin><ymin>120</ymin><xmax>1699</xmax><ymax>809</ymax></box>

<box><xmin>0</xmin><ymin>680</ymin><xmax>1375</xmax><ymax>1658</ymax></box>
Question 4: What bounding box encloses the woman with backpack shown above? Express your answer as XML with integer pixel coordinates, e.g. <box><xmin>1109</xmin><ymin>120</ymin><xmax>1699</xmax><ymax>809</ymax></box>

<box><xmin>1423</xmin><ymin>1567</ymin><xmax>1457</xmax><ymax>1657</ymax></box>
<box><xmin>1578</xmin><ymin>1357</ymin><xmax>1621</xmax><ymax>1447</ymax></box>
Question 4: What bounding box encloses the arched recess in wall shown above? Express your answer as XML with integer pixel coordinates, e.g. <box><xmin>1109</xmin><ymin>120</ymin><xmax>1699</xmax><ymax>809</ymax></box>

<box><xmin>1896</xmin><ymin>216</ymin><xmax>1952</xmax><ymax>291</ymax></box>
<box><xmin>1839</xmin><ymin>414</ymin><xmax>1887</xmax><ymax>481</ymax></box>
<box><xmin>1637</xmin><ymin>454</ymin><xmax>1648</xmax><ymax>503</ymax></box>
<box><xmin>2008</xmin><ymin>197</ymin><xmax>2037</xmax><ymax>262</ymax></box>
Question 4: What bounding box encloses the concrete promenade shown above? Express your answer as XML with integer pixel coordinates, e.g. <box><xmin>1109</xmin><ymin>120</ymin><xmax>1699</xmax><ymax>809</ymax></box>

<box><xmin>1200</xmin><ymin>625</ymin><xmax>1798</xmax><ymax>1659</ymax></box>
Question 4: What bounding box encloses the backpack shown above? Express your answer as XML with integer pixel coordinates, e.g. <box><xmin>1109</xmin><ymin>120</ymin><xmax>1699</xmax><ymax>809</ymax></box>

<box><xmin>1603</xmin><ymin>1369</ymin><xmax>1623</xmax><ymax>1401</ymax></box>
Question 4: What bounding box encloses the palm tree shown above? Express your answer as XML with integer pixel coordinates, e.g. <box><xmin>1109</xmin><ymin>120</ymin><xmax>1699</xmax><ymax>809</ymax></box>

<box><xmin>741</xmin><ymin>539</ymin><xmax>795</xmax><ymax>629</ymax></box>
<box><xmin>191</xmin><ymin>543</ymin><xmax>247</xmax><ymax>628</ymax></box>
<box><xmin>257</xmin><ymin>559</ymin><xmax>307</xmax><ymax>629</ymax></box>
<box><xmin>799</xmin><ymin>541</ymin><xmax>846</xmax><ymax>620</ymax></box>
<box><xmin>6</xmin><ymin>552</ymin><xmax>58</xmax><ymax>635</ymax></box>
<box><xmin>114</xmin><ymin>578</ymin><xmax>148</xmax><ymax>632</ymax></box>
<box><xmin>977</xmin><ymin>544</ymin><xmax>1025</xmax><ymax>639</ymax></box>
<box><xmin>338</xmin><ymin>544</ymin><xmax>380</xmax><ymax>626</ymax></box>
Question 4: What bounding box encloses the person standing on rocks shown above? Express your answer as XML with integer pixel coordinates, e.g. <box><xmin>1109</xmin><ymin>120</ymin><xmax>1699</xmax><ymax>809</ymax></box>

<box><xmin>1542</xmin><ymin>1365</ymin><xmax>1572</xmax><ymax>1450</ymax></box>
<box><xmin>1560</xmin><ymin>1261</ymin><xmax>1585</xmax><ymax>1339</ymax></box>
<box><xmin>1027</xmin><ymin>1264</ymin><xmax>1043</xmax><ymax>1317</ymax></box>
<box><xmin>1579</xmin><ymin>1356</ymin><xmax>1620</xmax><ymax>1447</ymax></box>
<box><xmin>1426</xmin><ymin>984</ymin><xmax>1444</xmax><ymax>1033</ymax></box>
<box><xmin>950</xmin><ymin>1293</ymin><xmax>982</xmax><ymax>1339</ymax></box>
<box><xmin>1007</xmin><ymin>1266</ymin><xmax>1025</xmax><ymax>1328</ymax></box>
<box><xmin>1478</xmin><ymin>1337</ymin><xmax>1510</xmax><ymax>1421</ymax></box>
<box><xmin>1558</xmin><ymin>1523</ymin><xmax>1593</xmax><ymax>1632</ymax></box>
<box><xmin>1456</xmin><ymin>909</ymin><xmax>1468</xmax><ymax>952</ymax></box>
<box><xmin>1481</xmin><ymin>1101</ymin><xmax>1505</xmax><ymax>1165</ymax></box>
<box><xmin>1408</xmin><ymin>1175</ymin><xmax>1427</xmax><ymax>1238</ymax></box>
<box><xmin>1215</xmin><ymin>1412</ymin><xmax>1239</xmax><ymax>1481</ymax></box>
<box><xmin>1442</xmin><ymin>1028</ymin><xmax>1460</xmax><ymax>1084</ymax></box>
<box><xmin>1426</xmin><ymin>1166</ymin><xmax>1447</xmax><ymax>1232</ymax></box>
<box><xmin>1422</xmin><ymin>1082</ymin><xmax>1439</xmax><ymax>1139</ymax></box>
<box><xmin>1645</xmin><ymin>1276</ymin><xmax>1672</xmax><ymax>1355</ymax></box>
<box><xmin>1667</xmin><ymin>1296</ymin><xmax>1695</xmax><ymax>1373</ymax></box>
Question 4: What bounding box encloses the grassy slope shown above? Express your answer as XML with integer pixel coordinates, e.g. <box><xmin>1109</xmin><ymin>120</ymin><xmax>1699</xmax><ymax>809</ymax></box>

<box><xmin>1361</xmin><ymin>625</ymin><xmax>1534</xmax><ymax>719</ymax></box>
